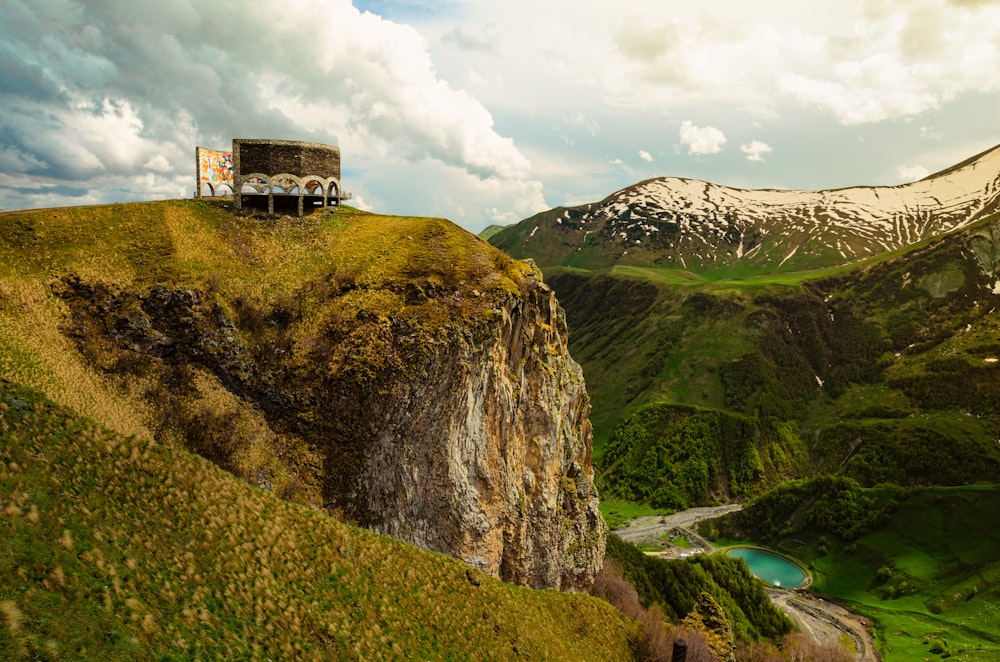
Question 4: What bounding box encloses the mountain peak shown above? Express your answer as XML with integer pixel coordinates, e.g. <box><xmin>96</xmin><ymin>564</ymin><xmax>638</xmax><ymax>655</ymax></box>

<box><xmin>492</xmin><ymin>143</ymin><xmax>1000</xmax><ymax>274</ymax></box>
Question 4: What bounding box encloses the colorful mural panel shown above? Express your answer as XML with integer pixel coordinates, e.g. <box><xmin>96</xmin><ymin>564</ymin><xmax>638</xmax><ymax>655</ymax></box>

<box><xmin>197</xmin><ymin>147</ymin><xmax>233</xmax><ymax>189</ymax></box>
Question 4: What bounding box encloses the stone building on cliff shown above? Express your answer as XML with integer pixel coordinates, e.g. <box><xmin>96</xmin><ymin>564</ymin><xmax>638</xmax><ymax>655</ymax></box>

<box><xmin>196</xmin><ymin>139</ymin><xmax>350</xmax><ymax>216</ymax></box>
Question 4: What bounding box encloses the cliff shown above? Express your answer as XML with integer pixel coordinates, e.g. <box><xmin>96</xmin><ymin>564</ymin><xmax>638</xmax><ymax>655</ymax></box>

<box><xmin>361</xmin><ymin>268</ymin><xmax>603</xmax><ymax>590</ymax></box>
<box><xmin>0</xmin><ymin>201</ymin><xmax>604</xmax><ymax>591</ymax></box>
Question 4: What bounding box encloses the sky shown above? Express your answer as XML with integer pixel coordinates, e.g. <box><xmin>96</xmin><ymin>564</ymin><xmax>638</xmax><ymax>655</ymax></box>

<box><xmin>1</xmin><ymin>0</ymin><xmax>999</xmax><ymax>232</ymax></box>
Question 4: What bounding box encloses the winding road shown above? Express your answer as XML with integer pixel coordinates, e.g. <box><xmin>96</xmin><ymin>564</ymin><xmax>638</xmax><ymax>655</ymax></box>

<box><xmin>614</xmin><ymin>504</ymin><xmax>743</xmax><ymax>547</ymax></box>
<box><xmin>612</xmin><ymin>505</ymin><xmax>879</xmax><ymax>661</ymax></box>
<box><xmin>768</xmin><ymin>589</ymin><xmax>879</xmax><ymax>662</ymax></box>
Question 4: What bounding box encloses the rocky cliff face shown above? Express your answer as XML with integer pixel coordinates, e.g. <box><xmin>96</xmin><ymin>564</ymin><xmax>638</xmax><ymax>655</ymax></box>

<box><xmin>363</xmin><ymin>274</ymin><xmax>603</xmax><ymax>590</ymax></box>
<box><xmin>58</xmin><ymin>255</ymin><xmax>604</xmax><ymax>591</ymax></box>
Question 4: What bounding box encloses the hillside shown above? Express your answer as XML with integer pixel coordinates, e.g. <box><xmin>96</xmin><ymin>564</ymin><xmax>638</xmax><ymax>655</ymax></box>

<box><xmin>491</xmin><ymin>144</ymin><xmax>1000</xmax><ymax>275</ymax></box>
<box><xmin>0</xmin><ymin>199</ymin><xmax>603</xmax><ymax>590</ymax></box>
<box><xmin>706</xmin><ymin>480</ymin><xmax>1000</xmax><ymax>660</ymax></box>
<box><xmin>0</xmin><ymin>379</ymin><xmax>635</xmax><ymax>659</ymax></box>
<box><xmin>0</xmin><ymin>199</ymin><xmax>823</xmax><ymax>659</ymax></box>
<box><xmin>538</xmin><ymin>208</ymin><xmax>1000</xmax><ymax>510</ymax></box>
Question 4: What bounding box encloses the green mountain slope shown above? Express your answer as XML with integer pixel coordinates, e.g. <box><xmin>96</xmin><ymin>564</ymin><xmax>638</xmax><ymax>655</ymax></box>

<box><xmin>545</xmin><ymin>211</ymin><xmax>1000</xmax><ymax>507</ymax></box>
<box><xmin>0</xmin><ymin>379</ymin><xmax>634</xmax><ymax>660</ymax></box>
<box><xmin>707</xmin><ymin>480</ymin><xmax>1000</xmax><ymax>661</ymax></box>
<box><xmin>478</xmin><ymin>223</ymin><xmax>510</xmax><ymax>241</ymax></box>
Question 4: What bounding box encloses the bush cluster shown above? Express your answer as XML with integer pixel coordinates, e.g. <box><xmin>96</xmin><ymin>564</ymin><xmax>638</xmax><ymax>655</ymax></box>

<box><xmin>600</xmin><ymin>404</ymin><xmax>795</xmax><ymax>508</ymax></box>
<box><xmin>714</xmin><ymin>476</ymin><xmax>898</xmax><ymax>542</ymax></box>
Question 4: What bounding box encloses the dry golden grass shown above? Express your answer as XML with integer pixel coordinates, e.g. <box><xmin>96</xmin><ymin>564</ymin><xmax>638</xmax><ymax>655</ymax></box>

<box><xmin>0</xmin><ymin>278</ymin><xmax>151</xmax><ymax>439</ymax></box>
<box><xmin>0</xmin><ymin>380</ymin><xmax>635</xmax><ymax>660</ymax></box>
<box><xmin>0</xmin><ymin>200</ymin><xmax>526</xmax><ymax>439</ymax></box>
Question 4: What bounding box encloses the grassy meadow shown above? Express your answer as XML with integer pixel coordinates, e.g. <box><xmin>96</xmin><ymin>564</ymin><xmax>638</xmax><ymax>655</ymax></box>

<box><xmin>768</xmin><ymin>485</ymin><xmax>1000</xmax><ymax>661</ymax></box>
<box><xmin>703</xmin><ymin>480</ymin><xmax>1000</xmax><ymax>660</ymax></box>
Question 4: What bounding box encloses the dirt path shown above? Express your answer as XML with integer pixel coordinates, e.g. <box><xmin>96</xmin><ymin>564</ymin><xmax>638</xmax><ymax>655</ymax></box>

<box><xmin>613</xmin><ymin>504</ymin><xmax>743</xmax><ymax>548</ymax></box>
<box><xmin>767</xmin><ymin>589</ymin><xmax>880</xmax><ymax>661</ymax></box>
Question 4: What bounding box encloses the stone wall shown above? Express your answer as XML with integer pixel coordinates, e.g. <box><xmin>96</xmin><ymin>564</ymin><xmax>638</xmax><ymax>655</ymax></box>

<box><xmin>232</xmin><ymin>139</ymin><xmax>348</xmax><ymax>215</ymax></box>
<box><xmin>234</xmin><ymin>139</ymin><xmax>340</xmax><ymax>179</ymax></box>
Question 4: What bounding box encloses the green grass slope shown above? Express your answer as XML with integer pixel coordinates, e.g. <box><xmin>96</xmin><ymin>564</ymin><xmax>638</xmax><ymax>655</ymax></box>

<box><xmin>0</xmin><ymin>199</ymin><xmax>530</xmax><ymax>509</ymax></box>
<box><xmin>0</xmin><ymin>379</ymin><xmax>635</xmax><ymax>660</ymax></box>
<box><xmin>477</xmin><ymin>224</ymin><xmax>510</xmax><ymax>241</ymax></box>
<box><xmin>541</xmin><ymin>214</ymin><xmax>1000</xmax><ymax>509</ymax></box>
<box><xmin>708</xmin><ymin>481</ymin><xmax>1000</xmax><ymax>661</ymax></box>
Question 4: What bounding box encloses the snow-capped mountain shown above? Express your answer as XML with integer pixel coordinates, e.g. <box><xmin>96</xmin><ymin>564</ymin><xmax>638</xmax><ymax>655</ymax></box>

<box><xmin>490</xmin><ymin>144</ymin><xmax>1000</xmax><ymax>273</ymax></box>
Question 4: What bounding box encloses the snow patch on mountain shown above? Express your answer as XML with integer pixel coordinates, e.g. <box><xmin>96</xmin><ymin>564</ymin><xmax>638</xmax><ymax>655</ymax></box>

<box><xmin>551</xmin><ymin>144</ymin><xmax>1000</xmax><ymax>270</ymax></box>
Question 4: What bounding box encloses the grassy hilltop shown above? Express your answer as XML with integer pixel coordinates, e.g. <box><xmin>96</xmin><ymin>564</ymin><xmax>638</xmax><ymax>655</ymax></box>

<box><xmin>0</xmin><ymin>199</ymin><xmax>522</xmax><ymax>454</ymax></box>
<box><xmin>0</xmin><ymin>199</ymin><xmax>638</xmax><ymax>659</ymax></box>
<box><xmin>0</xmin><ymin>199</ymin><xmax>541</xmax><ymax>511</ymax></box>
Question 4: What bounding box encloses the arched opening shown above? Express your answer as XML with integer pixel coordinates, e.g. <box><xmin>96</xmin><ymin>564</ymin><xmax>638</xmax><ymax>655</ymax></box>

<box><xmin>238</xmin><ymin>176</ymin><xmax>271</xmax><ymax>213</ymax></box>
<box><xmin>304</xmin><ymin>179</ymin><xmax>325</xmax><ymax>209</ymax></box>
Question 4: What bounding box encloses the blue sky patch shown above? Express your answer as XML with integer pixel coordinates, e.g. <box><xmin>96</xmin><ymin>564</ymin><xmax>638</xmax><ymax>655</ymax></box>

<box><xmin>352</xmin><ymin>0</ymin><xmax>452</xmax><ymax>22</ymax></box>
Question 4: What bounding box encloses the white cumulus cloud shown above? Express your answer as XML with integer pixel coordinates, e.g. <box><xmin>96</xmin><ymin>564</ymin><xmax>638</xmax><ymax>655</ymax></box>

<box><xmin>679</xmin><ymin>121</ymin><xmax>727</xmax><ymax>156</ymax></box>
<box><xmin>638</xmin><ymin>150</ymin><xmax>653</xmax><ymax>162</ymax></box>
<box><xmin>740</xmin><ymin>140</ymin><xmax>773</xmax><ymax>162</ymax></box>
<box><xmin>896</xmin><ymin>164</ymin><xmax>930</xmax><ymax>182</ymax></box>
<box><xmin>0</xmin><ymin>0</ymin><xmax>543</xmax><ymax>224</ymax></box>
<box><xmin>144</xmin><ymin>154</ymin><xmax>173</xmax><ymax>173</ymax></box>
<box><xmin>776</xmin><ymin>1</ymin><xmax>1000</xmax><ymax>125</ymax></box>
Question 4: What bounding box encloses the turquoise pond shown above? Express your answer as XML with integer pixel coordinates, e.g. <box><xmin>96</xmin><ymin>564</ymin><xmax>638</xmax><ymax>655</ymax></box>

<box><xmin>728</xmin><ymin>548</ymin><xmax>807</xmax><ymax>588</ymax></box>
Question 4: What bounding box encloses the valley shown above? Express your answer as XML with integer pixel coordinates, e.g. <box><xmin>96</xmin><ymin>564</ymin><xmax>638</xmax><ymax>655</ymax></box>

<box><xmin>613</xmin><ymin>504</ymin><xmax>878</xmax><ymax>661</ymax></box>
<box><xmin>4</xmin><ymin>141</ymin><xmax>1000</xmax><ymax>660</ymax></box>
<box><xmin>490</xmin><ymin>143</ymin><xmax>1000</xmax><ymax>660</ymax></box>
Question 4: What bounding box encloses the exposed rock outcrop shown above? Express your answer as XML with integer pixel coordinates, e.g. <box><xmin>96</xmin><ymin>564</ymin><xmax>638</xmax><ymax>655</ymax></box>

<box><xmin>57</xmin><ymin>260</ymin><xmax>605</xmax><ymax>591</ymax></box>
<box><xmin>362</xmin><ymin>279</ymin><xmax>604</xmax><ymax>591</ymax></box>
<box><xmin>682</xmin><ymin>592</ymin><xmax>736</xmax><ymax>662</ymax></box>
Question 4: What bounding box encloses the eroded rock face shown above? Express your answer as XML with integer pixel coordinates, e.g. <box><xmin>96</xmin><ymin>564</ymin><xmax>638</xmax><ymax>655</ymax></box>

<box><xmin>363</xmin><ymin>281</ymin><xmax>605</xmax><ymax>591</ymax></box>
<box><xmin>58</xmin><ymin>270</ymin><xmax>605</xmax><ymax>591</ymax></box>
<box><xmin>682</xmin><ymin>592</ymin><xmax>736</xmax><ymax>662</ymax></box>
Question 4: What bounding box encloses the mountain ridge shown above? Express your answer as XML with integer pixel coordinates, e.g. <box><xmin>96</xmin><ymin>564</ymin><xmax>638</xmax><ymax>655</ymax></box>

<box><xmin>491</xmin><ymin>144</ymin><xmax>1000</xmax><ymax>275</ymax></box>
